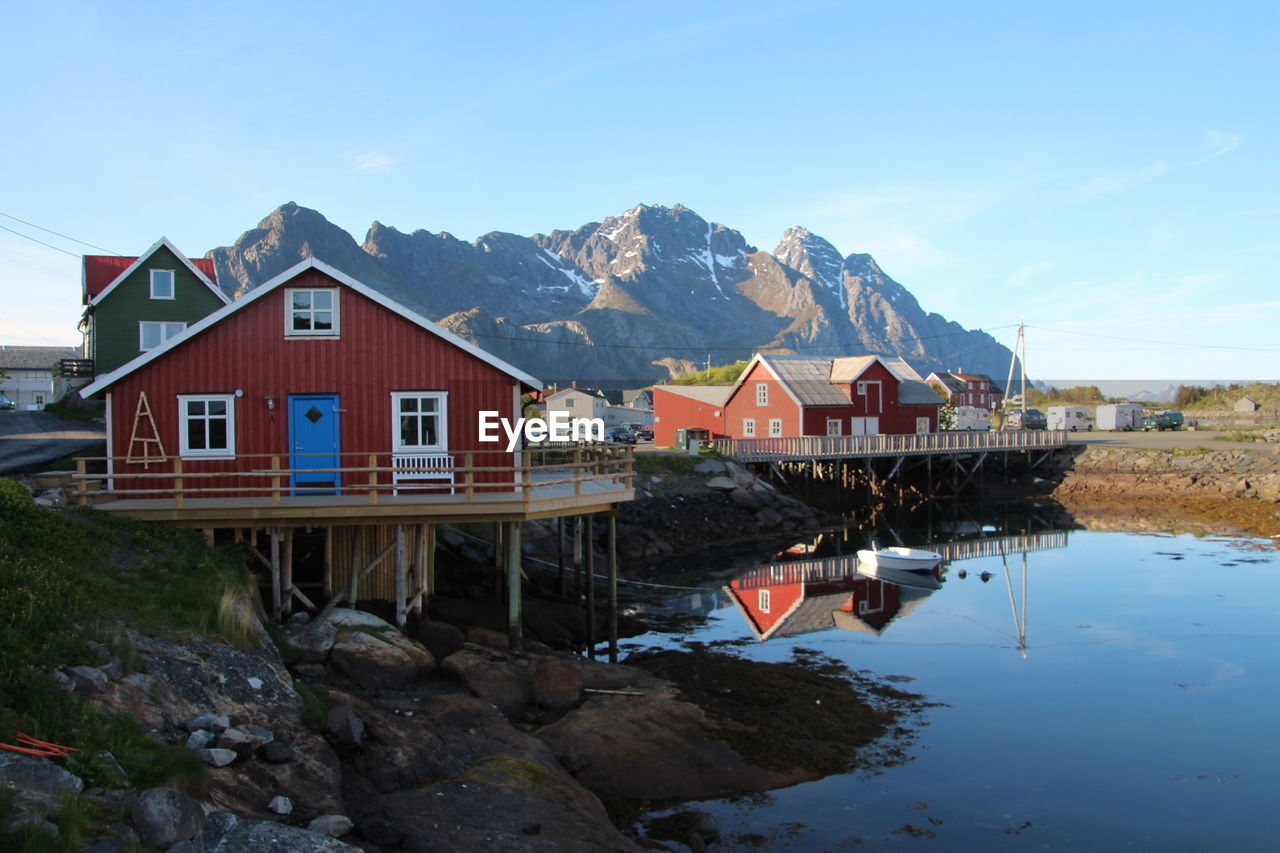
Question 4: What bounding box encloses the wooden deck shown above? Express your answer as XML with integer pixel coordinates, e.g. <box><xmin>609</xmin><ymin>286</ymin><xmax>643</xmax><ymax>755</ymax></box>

<box><xmin>712</xmin><ymin>429</ymin><xmax>1070</xmax><ymax>463</ymax></box>
<box><xmin>73</xmin><ymin>447</ymin><xmax>634</xmax><ymax>527</ymax></box>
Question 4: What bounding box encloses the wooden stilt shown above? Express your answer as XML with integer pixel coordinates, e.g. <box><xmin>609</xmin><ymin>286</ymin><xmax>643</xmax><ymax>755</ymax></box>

<box><xmin>607</xmin><ymin>514</ymin><xmax>618</xmax><ymax>664</ymax></box>
<box><xmin>347</xmin><ymin>527</ymin><xmax>362</xmax><ymax>606</ymax></box>
<box><xmin>586</xmin><ymin>516</ymin><xmax>596</xmax><ymax>659</ymax></box>
<box><xmin>506</xmin><ymin>520</ymin><xmax>522</xmax><ymax>651</ymax></box>
<box><xmin>395</xmin><ymin>524</ymin><xmax>407</xmax><ymax>628</ymax></box>
<box><xmin>281</xmin><ymin>528</ymin><xmax>294</xmax><ymax>618</ymax></box>
<box><xmin>269</xmin><ymin>528</ymin><xmax>281</xmax><ymax>621</ymax></box>
<box><xmin>323</xmin><ymin>526</ymin><xmax>333</xmax><ymax>602</ymax></box>
<box><xmin>557</xmin><ymin>516</ymin><xmax>567</xmax><ymax>596</ymax></box>
<box><xmin>573</xmin><ymin>516</ymin><xmax>584</xmax><ymax>595</ymax></box>
<box><xmin>425</xmin><ymin>524</ymin><xmax>436</xmax><ymax>598</ymax></box>
<box><xmin>412</xmin><ymin>523</ymin><xmax>428</xmax><ymax>617</ymax></box>
<box><xmin>494</xmin><ymin>521</ymin><xmax>505</xmax><ymax>600</ymax></box>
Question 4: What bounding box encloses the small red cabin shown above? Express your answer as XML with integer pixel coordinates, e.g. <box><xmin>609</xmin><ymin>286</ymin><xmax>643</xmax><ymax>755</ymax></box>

<box><xmin>81</xmin><ymin>258</ymin><xmax>539</xmax><ymax>499</ymax></box>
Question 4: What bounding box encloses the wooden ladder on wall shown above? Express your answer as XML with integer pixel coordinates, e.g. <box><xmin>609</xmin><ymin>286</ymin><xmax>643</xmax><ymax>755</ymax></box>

<box><xmin>126</xmin><ymin>391</ymin><xmax>166</xmax><ymax>468</ymax></box>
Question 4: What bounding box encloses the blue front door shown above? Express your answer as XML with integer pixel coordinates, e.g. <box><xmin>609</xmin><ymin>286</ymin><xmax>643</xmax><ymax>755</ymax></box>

<box><xmin>289</xmin><ymin>394</ymin><xmax>341</xmax><ymax>495</ymax></box>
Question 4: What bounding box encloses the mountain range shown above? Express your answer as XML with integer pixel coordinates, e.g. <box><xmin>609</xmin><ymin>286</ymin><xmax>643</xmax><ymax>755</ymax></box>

<box><xmin>206</xmin><ymin>202</ymin><xmax>1018</xmax><ymax>385</ymax></box>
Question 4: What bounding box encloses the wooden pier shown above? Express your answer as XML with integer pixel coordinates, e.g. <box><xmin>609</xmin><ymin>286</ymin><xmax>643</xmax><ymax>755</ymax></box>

<box><xmin>712</xmin><ymin>429</ymin><xmax>1069</xmax><ymax>463</ymax></box>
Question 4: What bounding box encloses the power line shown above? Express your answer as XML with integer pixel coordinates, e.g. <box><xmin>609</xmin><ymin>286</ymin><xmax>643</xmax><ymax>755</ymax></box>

<box><xmin>0</xmin><ymin>222</ymin><xmax>82</xmax><ymax>257</ymax></box>
<box><xmin>0</xmin><ymin>211</ymin><xmax>120</xmax><ymax>255</ymax></box>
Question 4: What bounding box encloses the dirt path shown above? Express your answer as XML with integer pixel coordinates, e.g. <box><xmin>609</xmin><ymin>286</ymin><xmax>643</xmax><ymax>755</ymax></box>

<box><xmin>1066</xmin><ymin>429</ymin><xmax>1277</xmax><ymax>454</ymax></box>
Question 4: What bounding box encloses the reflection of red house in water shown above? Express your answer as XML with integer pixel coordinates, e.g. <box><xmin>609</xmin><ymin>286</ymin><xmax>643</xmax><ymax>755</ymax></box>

<box><xmin>724</xmin><ymin>554</ymin><xmax>937</xmax><ymax>641</ymax></box>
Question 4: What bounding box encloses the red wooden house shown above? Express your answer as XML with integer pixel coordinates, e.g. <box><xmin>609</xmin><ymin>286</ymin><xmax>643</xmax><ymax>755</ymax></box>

<box><xmin>721</xmin><ymin>353</ymin><xmax>943</xmax><ymax>439</ymax></box>
<box><xmin>80</xmin><ymin>257</ymin><xmax>543</xmax><ymax>500</ymax></box>
<box><xmin>925</xmin><ymin>369</ymin><xmax>1004</xmax><ymax>410</ymax></box>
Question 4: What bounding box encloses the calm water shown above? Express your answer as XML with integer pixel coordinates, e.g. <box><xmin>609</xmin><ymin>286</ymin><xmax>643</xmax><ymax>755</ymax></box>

<box><xmin>629</xmin><ymin>526</ymin><xmax>1280</xmax><ymax>851</ymax></box>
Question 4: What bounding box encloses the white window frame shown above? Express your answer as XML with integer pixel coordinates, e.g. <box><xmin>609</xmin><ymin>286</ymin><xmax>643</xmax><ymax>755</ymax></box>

<box><xmin>742</xmin><ymin>418</ymin><xmax>756</xmax><ymax>437</ymax></box>
<box><xmin>769</xmin><ymin>418</ymin><xmax>783</xmax><ymax>437</ymax></box>
<box><xmin>916</xmin><ymin>417</ymin><xmax>931</xmax><ymax>434</ymax></box>
<box><xmin>138</xmin><ymin>321</ymin><xmax>187</xmax><ymax>352</ymax></box>
<box><xmin>759</xmin><ymin>589</ymin><xmax>771</xmax><ymax>613</ymax></box>
<box><xmin>285</xmin><ymin>287</ymin><xmax>340</xmax><ymax>337</ymax></box>
<box><xmin>178</xmin><ymin>394</ymin><xmax>235</xmax><ymax>458</ymax></box>
<box><xmin>756</xmin><ymin>382</ymin><xmax>768</xmax><ymax>406</ymax></box>
<box><xmin>150</xmin><ymin>269</ymin><xmax>175</xmax><ymax>300</ymax></box>
<box><xmin>392</xmin><ymin>391</ymin><xmax>448</xmax><ymax>453</ymax></box>
<box><xmin>826</xmin><ymin>418</ymin><xmax>842</xmax><ymax>436</ymax></box>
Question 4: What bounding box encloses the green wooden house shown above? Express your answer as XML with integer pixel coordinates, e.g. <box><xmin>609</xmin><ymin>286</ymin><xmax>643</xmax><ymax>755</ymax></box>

<box><xmin>81</xmin><ymin>238</ymin><xmax>230</xmax><ymax>377</ymax></box>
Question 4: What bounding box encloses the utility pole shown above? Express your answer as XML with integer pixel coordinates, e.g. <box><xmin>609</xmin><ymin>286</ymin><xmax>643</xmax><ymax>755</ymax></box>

<box><xmin>1003</xmin><ymin>320</ymin><xmax>1027</xmax><ymax>413</ymax></box>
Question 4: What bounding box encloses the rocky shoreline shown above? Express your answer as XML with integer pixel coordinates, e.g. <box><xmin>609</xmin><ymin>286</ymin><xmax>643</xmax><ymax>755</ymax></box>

<box><xmin>1053</xmin><ymin>444</ymin><xmax>1280</xmax><ymax>538</ymax></box>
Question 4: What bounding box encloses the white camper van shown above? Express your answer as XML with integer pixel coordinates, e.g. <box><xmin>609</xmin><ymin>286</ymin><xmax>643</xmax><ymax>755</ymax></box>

<box><xmin>1047</xmin><ymin>405</ymin><xmax>1094</xmax><ymax>431</ymax></box>
<box><xmin>953</xmin><ymin>406</ymin><xmax>992</xmax><ymax>431</ymax></box>
<box><xmin>1095</xmin><ymin>403</ymin><xmax>1143</xmax><ymax>431</ymax></box>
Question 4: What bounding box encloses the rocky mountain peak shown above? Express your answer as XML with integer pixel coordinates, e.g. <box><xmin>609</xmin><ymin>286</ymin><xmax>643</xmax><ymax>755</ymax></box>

<box><xmin>208</xmin><ymin>202</ymin><xmax>1018</xmax><ymax>383</ymax></box>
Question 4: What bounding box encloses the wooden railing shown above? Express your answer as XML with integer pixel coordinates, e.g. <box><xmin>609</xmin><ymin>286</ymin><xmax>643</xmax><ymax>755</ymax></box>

<box><xmin>71</xmin><ymin>444</ymin><xmax>635</xmax><ymax>507</ymax></box>
<box><xmin>712</xmin><ymin>429</ymin><xmax>1070</xmax><ymax>462</ymax></box>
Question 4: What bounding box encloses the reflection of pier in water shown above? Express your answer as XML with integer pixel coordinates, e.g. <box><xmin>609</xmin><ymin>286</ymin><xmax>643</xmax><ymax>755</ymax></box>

<box><xmin>723</xmin><ymin>529</ymin><xmax>1068</xmax><ymax>643</ymax></box>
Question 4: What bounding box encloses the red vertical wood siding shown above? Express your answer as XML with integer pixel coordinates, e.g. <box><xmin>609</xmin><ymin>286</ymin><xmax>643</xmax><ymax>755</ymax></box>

<box><xmin>109</xmin><ymin>269</ymin><xmax>522</xmax><ymax>495</ymax></box>
<box><xmin>722</xmin><ymin>363</ymin><xmax>803</xmax><ymax>439</ymax></box>
<box><xmin>651</xmin><ymin>387</ymin><xmax>730</xmax><ymax>447</ymax></box>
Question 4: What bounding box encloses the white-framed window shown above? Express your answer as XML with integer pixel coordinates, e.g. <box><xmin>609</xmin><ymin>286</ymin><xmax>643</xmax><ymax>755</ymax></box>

<box><xmin>756</xmin><ymin>382</ymin><xmax>768</xmax><ymax>406</ymax></box>
<box><xmin>178</xmin><ymin>394</ymin><xmax>235</xmax><ymax>458</ymax></box>
<box><xmin>769</xmin><ymin>418</ymin><xmax>783</xmax><ymax>437</ymax></box>
<box><xmin>138</xmin><ymin>321</ymin><xmax>187</xmax><ymax>352</ymax></box>
<box><xmin>856</xmin><ymin>381</ymin><xmax>867</xmax><ymax>395</ymax></box>
<box><xmin>392</xmin><ymin>391</ymin><xmax>448</xmax><ymax>452</ymax></box>
<box><xmin>826</xmin><ymin>418</ymin><xmax>842</xmax><ymax>436</ymax></box>
<box><xmin>286</xmin><ymin>288</ymin><xmax>339</xmax><ymax>337</ymax></box>
<box><xmin>742</xmin><ymin>418</ymin><xmax>756</xmax><ymax>437</ymax></box>
<box><xmin>759</xmin><ymin>589</ymin><xmax>771</xmax><ymax>613</ymax></box>
<box><xmin>150</xmin><ymin>269</ymin><xmax>175</xmax><ymax>299</ymax></box>
<box><xmin>916</xmin><ymin>417</ymin><xmax>931</xmax><ymax>434</ymax></box>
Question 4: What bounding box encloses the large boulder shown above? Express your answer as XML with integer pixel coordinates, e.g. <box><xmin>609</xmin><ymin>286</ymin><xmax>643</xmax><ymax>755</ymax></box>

<box><xmin>207</xmin><ymin>820</ymin><xmax>362</xmax><ymax>851</ymax></box>
<box><xmin>0</xmin><ymin>753</ymin><xmax>84</xmax><ymax>797</ymax></box>
<box><xmin>329</xmin><ymin>631</ymin><xmax>430</xmax><ymax>691</ymax></box>
<box><xmin>131</xmin><ymin>787</ymin><xmax>203</xmax><ymax>850</ymax></box>
<box><xmin>532</xmin><ymin>657</ymin><xmax>583</xmax><ymax>713</ymax></box>
<box><xmin>440</xmin><ymin>648</ymin><xmax>533</xmax><ymax>720</ymax></box>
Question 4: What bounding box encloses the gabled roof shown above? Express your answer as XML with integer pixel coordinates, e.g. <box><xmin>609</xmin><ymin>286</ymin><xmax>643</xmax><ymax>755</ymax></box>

<box><xmin>728</xmin><ymin>354</ymin><xmax>853</xmax><ymax>408</ymax></box>
<box><xmin>0</xmin><ymin>345</ymin><xmax>82</xmax><ymax>370</ymax></box>
<box><xmin>925</xmin><ymin>371</ymin><xmax>966</xmax><ymax>395</ymax></box>
<box><xmin>83</xmin><ymin>238</ymin><xmax>227</xmax><ymax>307</ymax></box>
<box><xmin>882</xmin><ymin>358</ymin><xmax>945</xmax><ymax>406</ymax></box>
<box><xmin>545</xmin><ymin>387</ymin><xmax>608</xmax><ymax>403</ymax></box>
<box><xmin>653</xmin><ymin>384</ymin><xmax>734</xmax><ymax>405</ymax></box>
<box><xmin>82</xmin><ymin>257</ymin><xmax>541</xmax><ymax>397</ymax></box>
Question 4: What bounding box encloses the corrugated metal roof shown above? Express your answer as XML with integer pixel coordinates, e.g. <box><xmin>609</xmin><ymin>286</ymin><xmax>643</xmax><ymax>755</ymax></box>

<box><xmin>829</xmin><ymin>355</ymin><xmax>878</xmax><ymax>382</ymax></box>
<box><xmin>763</xmin><ymin>355</ymin><xmax>852</xmax><ymax>407</ymax></box>
<box><xmin>883</xmin><ymin>358</ymin><xmax>945</xmax><ymax>406</ymax></box>
<box><xmin>0</xmin><ymin>345</ymin><xmax>81</xmax><ymax>370</ymax></box>
<box><xmin>654</xmin><ymin>384</ymin><xmax>734</xmax><ymax>405</ymax></box>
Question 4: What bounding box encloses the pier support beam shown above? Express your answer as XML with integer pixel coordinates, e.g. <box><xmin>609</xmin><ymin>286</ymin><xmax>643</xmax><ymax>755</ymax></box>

<box><xmin>607</xmin><ymin>514</ymin><xmax>618</xmax><ymax>664</ymax></box>
<box><xmin>505</xmin><ymin>520</ymin><xmax>522</xmax><ymax>651</ymax></box>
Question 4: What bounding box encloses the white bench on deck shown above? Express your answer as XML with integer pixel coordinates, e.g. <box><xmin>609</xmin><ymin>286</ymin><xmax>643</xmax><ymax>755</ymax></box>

<box><xmin>391</xmin><ymin>453</ymin><xmax>455</xmax><ymax>493</ymax></box>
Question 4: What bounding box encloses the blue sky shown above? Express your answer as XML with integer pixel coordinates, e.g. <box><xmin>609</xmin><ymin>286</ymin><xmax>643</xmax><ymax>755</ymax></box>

<box><xmin>2</xmin><ymin>0</ymin><xmax>1276</xmax><ymax>382</ymax></box>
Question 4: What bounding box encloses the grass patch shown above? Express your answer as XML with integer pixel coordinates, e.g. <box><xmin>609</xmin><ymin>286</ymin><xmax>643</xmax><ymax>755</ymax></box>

<box><xmin>1212</xmin><ymin>430</ymin><xmax>1266</xmax><ymax>443</ymax></box>
<box><xmin>1167</xmin><ymin>446</ymin><xmax>1218</xmax><ymax>456</ymax></box>
<box><xmin>294</xmin><ymin>681</ymin><xmax>334</xmax><ymax>730</ymax></box>
<box><xmin>41</xmin><ymin>400</ymin><xmax>104</xmax><ymax>424</ymax></box>
<box><xmin>0</xmin><ymin>476</ymin><xmax>248</xmax><ymax>789</ymax></box>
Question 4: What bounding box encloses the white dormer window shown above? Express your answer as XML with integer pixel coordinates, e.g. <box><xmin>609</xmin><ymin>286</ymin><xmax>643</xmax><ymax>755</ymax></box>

<box><xmin>756</xmin><ymin>383</ymin><xmax>768</xmax><ymax>406</ymax></box>
<box><xmin>150</xmin><ymin>269</ymin><xmax>175</xmax><ymax>299</ymax></box>
<box><xmin>286</xmin><ymin>288</ymin><xmax>339</xmax><ymax>337</ymax></box>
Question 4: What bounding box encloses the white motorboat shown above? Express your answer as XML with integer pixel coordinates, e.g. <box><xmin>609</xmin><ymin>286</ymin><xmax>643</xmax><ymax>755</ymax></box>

<box><xmin>856</xmin><ymin>542</ymin><xmax>943</xmax><ymax>572</ymax></box>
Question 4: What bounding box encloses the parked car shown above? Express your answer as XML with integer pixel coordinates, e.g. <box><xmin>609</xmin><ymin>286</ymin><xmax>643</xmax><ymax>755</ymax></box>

<box><xmin>0</xmin><ymin>393</ymin><xmax>15</xmax><ymax>410</ymax></box>
<box><xmin>1004</xmin><ymin>408</ymin><xmax>1046</xmax><ymax>430</ymax></box>
<box><xmin>636</xmin><ymin>426</ymin><xmax>654</xmax><ymax>441</ymax></box>
<box><xmin>606</xmin><ymin>426</ymin><xmax>637</xmax><ymax>444</ymax></box>
<box><xmin>1142</xmin><ymin>412</ymin><xmax>1182</xmax><ymax>432</ymax></box>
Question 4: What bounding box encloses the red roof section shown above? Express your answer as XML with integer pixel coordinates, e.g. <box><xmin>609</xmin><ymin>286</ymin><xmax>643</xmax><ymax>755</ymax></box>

<box><xmin>82</xmin><ymin>255</ymin><xmax>217</xmax><ymax>303</ymax></box>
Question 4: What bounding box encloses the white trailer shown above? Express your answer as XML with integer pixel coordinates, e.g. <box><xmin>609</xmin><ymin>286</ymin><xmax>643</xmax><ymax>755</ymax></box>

<box><xmin>953</xmin><ymin>406</ymin><xmax>992</xmax><ymax>431</ymax></box>
<box><xmin>1047</xmin><ymin>405</ymin><xmax>1095</xmax><ymax>431</ymax></box>
<box><xmin>1096</xmin><ymin>403</ymin><xmax>1143</xmax><ymax>431</ymax></box>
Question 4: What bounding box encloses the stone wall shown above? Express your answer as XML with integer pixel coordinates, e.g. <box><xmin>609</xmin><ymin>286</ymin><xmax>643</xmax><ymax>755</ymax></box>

<box><xmin>1055</xmin><ymin>445</ymin><xmax>1280</xmax><ymax>503</ymax></box>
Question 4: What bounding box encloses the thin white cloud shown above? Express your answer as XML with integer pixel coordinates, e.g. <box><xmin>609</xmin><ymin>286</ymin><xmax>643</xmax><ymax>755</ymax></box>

<box><xmin>1007</xmin><ymin>258</ymin><xmax>1059</xmax><ymax>287</ymax></box>
<box><xmin>1074</xmin><ymin>130</ymin><xmax>1241</xmax><ymax>199</ymax></box>
<box><xmin>352</xmin><ymin>151</ymin><xmax>398</xmax><ymax>174</ymax></box>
